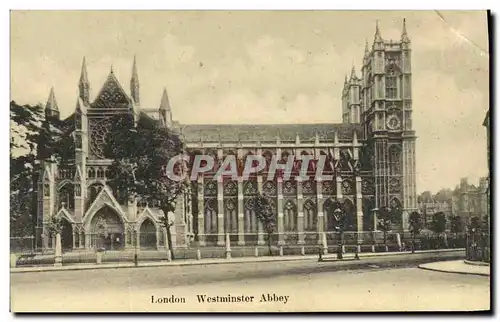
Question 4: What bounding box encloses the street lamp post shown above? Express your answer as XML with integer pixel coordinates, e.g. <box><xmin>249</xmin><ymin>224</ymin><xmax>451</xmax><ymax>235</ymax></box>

<box><xmin>334</xmin><ymin>207</ymin><xmax>343</xmax><ymax>260</ymax></box>
<box><xmin>134</xmin><ymin>229</ymin><xmax>138</xmax><ymax>266</ymax></box>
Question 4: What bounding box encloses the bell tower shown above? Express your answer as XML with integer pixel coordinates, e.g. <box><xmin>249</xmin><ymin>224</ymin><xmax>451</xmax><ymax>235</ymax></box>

<box><xmin>360</xmin><ymin>19</ymin><xmax>416</xmax><ymax>230</ymax></box>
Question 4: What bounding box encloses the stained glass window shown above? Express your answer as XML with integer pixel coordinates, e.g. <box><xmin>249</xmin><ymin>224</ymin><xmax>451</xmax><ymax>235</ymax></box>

<box><xmin>90</xmin><ymin>118</ymin><xmax>113</xmax><ymax>159</ymax></box>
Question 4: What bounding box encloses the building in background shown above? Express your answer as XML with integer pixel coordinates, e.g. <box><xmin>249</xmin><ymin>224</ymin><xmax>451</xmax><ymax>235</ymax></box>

<box><xmin>418</xmin><ymin>200</ymin><xmax>452</xmax><ymax>230</ymax></box>
<box><xmin>451</xmin><ymin>177</ymin><xmax>489</xmax><ymax>224</ymax></box>
<box><xmin>483</xmin><ymin>111</ymin><xmax>490</xmax><ymax>233</ymax></box>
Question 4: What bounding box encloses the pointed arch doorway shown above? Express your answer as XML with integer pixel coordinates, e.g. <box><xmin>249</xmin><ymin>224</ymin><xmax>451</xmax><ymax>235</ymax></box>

<box><xmin>139</xmin><ymin>218</ymin><xmax>157</xmax><ymax>249</ymax></box>
<box><xmin>90</xmin><ymin>206</ymin><xmax>125</xmax><ymax>250</ymax></box>
<box><xmin>60</xmin><ymin>218</ymin><xmax>73</xmax><ymax>251</ymax></box>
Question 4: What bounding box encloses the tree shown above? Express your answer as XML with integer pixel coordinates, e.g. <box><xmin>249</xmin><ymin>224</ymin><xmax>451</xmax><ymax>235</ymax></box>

<box><xmin>408</xmin><ymin>211</ymin><xmax>424</xmax><ymax>253</ymax></box>
<box><xmin>481</xmin><ymin>215</ymin><xmax>490</xmax><ymax>233</ymax></box>
<box><xmin>450</xmin><ymin>215</ymin><xmax>463</xmax><ymax>238</ymax></box>
<box><xmin>418</xmin><ymin>191</ymin><xmax>433</xmax><ymax>204</ymax></box>
<box><xmin>105</xmin><ymin>113</ymin><xmax>185</xmax><ymax>259</ymax></box>
<box><xmin>430</xmin><ymin>212</ymin><xmax>447</xmax><ymax>237</ymax></box>
<box><xmin>430</xmin><ymin>212</ymin><xmax>447</xmax><ymax>248</ymax></box>
<box><xmin>434</xmin><ymin>188</ymin><xmax>453</xmax><ymax>203</ymax></box>
<box><xmin>377</xmin><ymin>206</ymin><xmax>392</xmax><ymax>251</ymax></box>
<box><xmin>10</xmin><ymin>101</ymin><xmax>66</xmax><ymax>238</ymax></box>
<box><xmin>252</xmin><ymin>193</ymin><xmax>276</xmax><ymax>256</ymax></box>
<box><xmin>46</xmin><ymin>215</ymin><xmax>64</xmax><ymax>236</ymax></box>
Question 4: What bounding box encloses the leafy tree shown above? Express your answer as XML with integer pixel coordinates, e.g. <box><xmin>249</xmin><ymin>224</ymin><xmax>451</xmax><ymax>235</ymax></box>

<box><xmin>481</xmin><ymin>215</ymin><xmax>490</xmax><ymax>233</ymax></box>
<box><xmin>408</xmin><ymin>211</ymin><xmax>424</xmax><ymax>253</ymax></box>
<box><xmin>252</xmin><ymin>193</ymin><xmax>276</xmax><ymax>256</ymax></box>
<box><xmin>418</xmin><ymin>191</ymin><xmax>433</xmax><ymax>204</ymax></box>
<box><xmin>46</xmin><ymin>215</ymin><xmax>64</xmax><ymax>236</ymax></box>
<box><xmin>377</xmin><ymin>206</ymin><xmax>392</xmax><ymax>251</ymax></box>
<box><xmin>468</xmin><ymin>216</ymin><xmax>482</xmax><ymax>233</ymax></box>
<box><xmin>389</xmin><ymin>204</ymin><xmax>403</xmax><ymax>225</ymax></box>
<box><xmin>11</xmin><ymin>102</ymin><xmax>45</xmax><ymax>238</ymax></box>
<box><xmin>434</xmin><ymin>188</ymin><xmax>453</xmax><ymax>203</ymax></box>
<box><xmin>430</xmin><ymin>212</ymin><xmax>447</xmax><ymax>237</ymax></box>
<box><xmin>105</xmin><ymin>113</ymin><xmax>185</xmax><ymax>259</ymax></box>
<box><xmin>450</xmin><ymin>215</ymin><xmax>464</xmax><ymax>237</ymax></box>
<box><xmin>430</xmin><ymin>212</ymin><xmax>447</xmax><ymax>248</ymax></box>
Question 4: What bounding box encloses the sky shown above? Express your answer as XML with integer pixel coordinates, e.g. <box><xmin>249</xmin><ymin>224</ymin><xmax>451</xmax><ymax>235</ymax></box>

<box><xmin>10</xmin><ymin>10</ymin><xmax>489</xmax><ymax>194</ymax></box>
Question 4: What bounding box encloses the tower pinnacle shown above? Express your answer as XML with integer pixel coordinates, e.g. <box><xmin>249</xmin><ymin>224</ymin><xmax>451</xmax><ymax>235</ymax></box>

<box><xmin>364</xmin><ymin>39</ymin><xmax>370</xmax><ymax>57</ymax></box>
<box><xmin>79</xmin><ymin>57</ymin><xmax>90</xmax><ymax>103</ymax></box>
<box><xmin>374</xmin><ymin>20</ymin><xmax>383</xmax><ymax>43</ymax></box>
<box><xmin>159</xmin><ymin>87</ymin><xmax>170</xmax><ymax>111</ymax></box>
<box><xmin>130</xmin><ymin>56</ymin><xmax>140</xmax><ymax>104</ymax></box>
<box><xmin>350</xmin><ymin>65</ymin><xmax>357</xmax><ymax>80</ymax></box>
<box><xmin>45</xmin><ymin>87</ymin><xmax>60</xmax><ymax>118</ymax></box>
<box><xmin>401</xmin><ymin>18</ymin><xmax>410</xmax><ymax>43</ymax></box>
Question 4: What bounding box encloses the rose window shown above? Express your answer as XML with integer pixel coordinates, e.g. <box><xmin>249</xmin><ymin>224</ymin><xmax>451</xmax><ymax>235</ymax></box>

<box><xmin>90</xmin><ymin>118</ymin><xmax>113</xmax><ymax>159</ymax></box>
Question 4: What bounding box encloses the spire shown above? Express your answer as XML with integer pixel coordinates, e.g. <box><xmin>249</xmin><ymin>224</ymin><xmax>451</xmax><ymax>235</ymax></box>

<box><xmin>350</xmin><ymin>65</ymin><xmax>357</xmax><ymax>81</ymax></box>
<box><xmin>45</xmin><ymin>87</ymin><xmax>60</xmax><ymax>119</ymax></box>
<box><xmin>131</xmin><ymin>55</ymin><xmax>138</xmax><ymax>82</ymax></box>
<box><xmin>401</xmin><ymin>18</ymin><xmax>410</xmax><ymax>43</ymax></box>
<box><xmin>159</xmin><ymin>87</ymin><xmax>172</xmax><ymax>127</ymax></box>
<box><xmin>364</xmin><ymin>39</ymin><xmax>370</xmax><ymax>58</ymax></box>
<box><xmin>45</xmin><ymin>87</ymin><xmax>59</xmax><ymax>111</ymax></box>
<box><xmin>79</xmin><ymin>57</ymin><xmax>90</xmax><ymax>104</ymax></box>
<box><xmin>344</xmin><ymin>74</ymin><xmax>348</xmax><ymax>85</ymax></box>
<box><xmin>159</xmin><ymin>87</ymin><xmax>170</xmax><ymax>111</ymax></box>
<box><xmin>374</xmin><ymin>20</ymin><xmax>383</xmax><ymax>43</ymax></box>
<box><xmin>79</xmin><ymin>57</ymin><xmax>89</xmax><ymax>84</ymax></box>
<box><xmin>130</xmin><ymin>56</ymin><xmax>140</xmax><ymax>104</ymax></box>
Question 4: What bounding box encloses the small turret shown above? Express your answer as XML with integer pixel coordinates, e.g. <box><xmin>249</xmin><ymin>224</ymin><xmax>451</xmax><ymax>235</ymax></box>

<box><xmin>130</xmin><ymin>56</ymin><xmax>140</xmax><ymax>104</ymax></box>
<box><xmin>45</xmin><ymin>87</ymin><xmax>60</xmax><ymax>119</ymax></box>
<box><xmin>78</xmin><ymin>57</ymin><xmax>90</xmax><ymax>104</ymax></box>
<box><xmin>374</xmin><ymin>20</ymin><xmax>384</xmax><ymax>44</ymax></box>
<box><xmin>159</xmin><ymin>88</ymin><xmax>173</xmax><ymax>127</ymax></box>
<box><xmin>401</xmin><ymin>18</ymin><xmax>410</xmax><ymax>43</ymax></box>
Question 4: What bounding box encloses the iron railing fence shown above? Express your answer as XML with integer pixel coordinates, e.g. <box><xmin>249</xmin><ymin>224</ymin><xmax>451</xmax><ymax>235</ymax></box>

<box><xmin>466</xmin><ymin>232</ymin><xmax>490</xmax><ymax>263</ymax></box>
<box><xmin>12</xmin><ymin>230</ymin><xmax>467</xmax><ymax>267</ymax></box>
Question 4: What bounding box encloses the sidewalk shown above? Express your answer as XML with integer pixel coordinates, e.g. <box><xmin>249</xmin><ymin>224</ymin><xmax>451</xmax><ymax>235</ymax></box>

<box><xmin>419</xmin><ymin>260</ymin><xmax>490</xmax><ymax>276</ymax></box>
<box><xmin>11</xmin><ymin>248</ymin><xmax>464</xmax><ymax>274</ymax></box>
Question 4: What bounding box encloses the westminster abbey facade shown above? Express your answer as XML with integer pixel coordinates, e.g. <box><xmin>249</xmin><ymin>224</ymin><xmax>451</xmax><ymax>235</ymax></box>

<box><xmin>37</xmin><ymin>20</ymin><xmax>417</xmax><ymax>251</ymax></box>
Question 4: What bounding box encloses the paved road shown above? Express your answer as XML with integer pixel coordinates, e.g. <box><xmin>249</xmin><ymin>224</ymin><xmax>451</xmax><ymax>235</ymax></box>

<box><xmin>11</xmin><ymin>252</ymin><xmax>490</xmax><ymax>312</ymax></box>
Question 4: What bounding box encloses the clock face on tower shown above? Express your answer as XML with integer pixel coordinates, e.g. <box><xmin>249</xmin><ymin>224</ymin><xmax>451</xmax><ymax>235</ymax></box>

<box><xmin>386</xmin><ymin>115</ymin><xmax>401</xmax><ymax>130</ymax></box>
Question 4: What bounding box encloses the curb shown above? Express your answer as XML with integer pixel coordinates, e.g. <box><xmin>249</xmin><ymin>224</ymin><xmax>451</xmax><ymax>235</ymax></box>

<box><xmin>321</xmin><ymin>248</ymin><xmax>464</xmax><ymax>261</ymax></box>
<box><xmin>11</xmin><ymin>249</ymin><xmax>465</xmax><ymax>274</ymax></box>
<box><xmin>464</xmin><ymin>260</ymin><xmax>490</xmax><ymax>267</ymax></box>
<box><xmin>418</xmin><ymin>264</ymin><xmax>490</xmax><ymax>277</ymax></box>
<box><xmin>10</xmin><ymin>256</ymin><xmax>318</xmax><ymax>274</ymax></box>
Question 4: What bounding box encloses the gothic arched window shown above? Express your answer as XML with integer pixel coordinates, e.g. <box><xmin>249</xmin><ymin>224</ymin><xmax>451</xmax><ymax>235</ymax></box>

<box><xmin>88</xmin><ymin>183</ymin><xmax>103</xmax><ymax>204</ymax></box>
<box><xmin>303</xmin><ymin>199</ymin><xmax>317</xmax><ymax>232</ymax></box>
<box><xmin>388</xmin><ymin>145</ymin><xmax>402</xmax><ymax>176</ymax></box>
<box><xmin>283</xmin><ymin>200</ymin><xmax>297</xmax><ymax>232</ymax></box>
<box><xmin>386</xmin><ymin>67</ymin><xmax>398</xmax><ymax>99</ymax></box>
<box><xmin>224</xmin><ymin>199</ymin><xmax>237</xmax><ymax>233</ymax></box>
<box><xmin>59</xmin><ymin>183</ymin><xmax>75</xmax><ymax>210</ymax></box>
<box><xmin>244</xmin><ymin>198</ymin><xmax>258</xmax><ymax>233</ymax></box>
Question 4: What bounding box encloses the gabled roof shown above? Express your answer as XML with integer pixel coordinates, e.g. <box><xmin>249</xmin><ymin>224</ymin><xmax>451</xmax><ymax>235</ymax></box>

<box><xmin>91</xmin><ymin>70</ymin><xmax>132</xmax><ymax>109</ymax></box>
<box><xmin>180</xmin><ymin>123</ymin><xmax>363</xmax><ymax>143</ymax></box>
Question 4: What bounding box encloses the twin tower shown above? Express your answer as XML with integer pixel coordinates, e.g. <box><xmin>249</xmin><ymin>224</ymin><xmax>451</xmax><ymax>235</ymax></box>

<box><xmin>341</xmin><ymin>19</ymin><xmax>412</xmax><ymax>130</ymax></box>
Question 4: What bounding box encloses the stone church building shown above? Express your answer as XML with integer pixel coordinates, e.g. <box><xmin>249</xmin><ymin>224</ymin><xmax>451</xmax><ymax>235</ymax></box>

<box><xmin>37</xmin><ymin>21</ymin><xmax>417</xmax><ymax>251</ymax></box>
